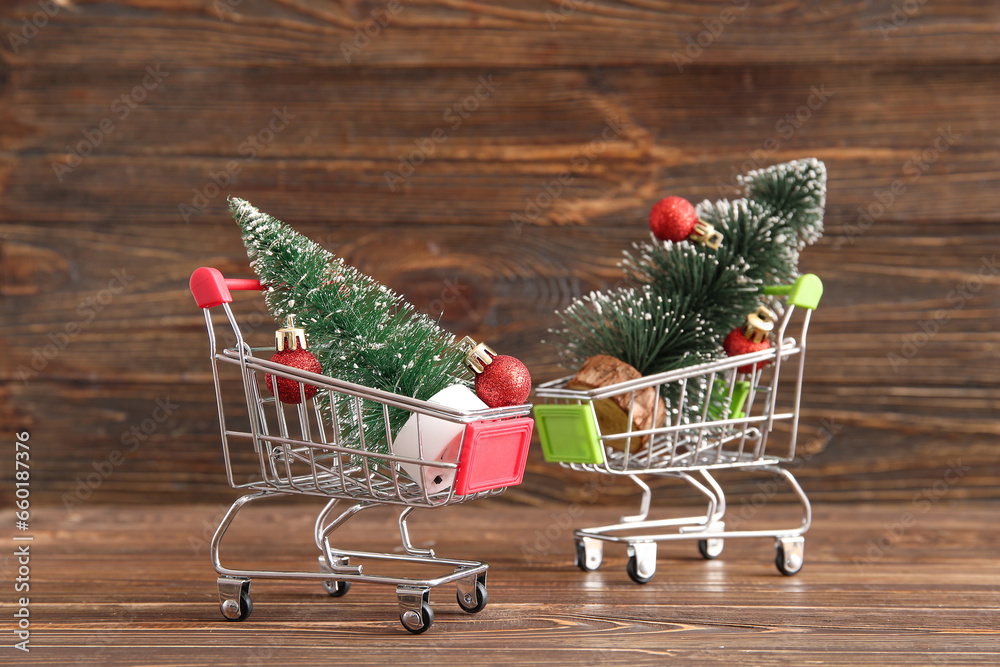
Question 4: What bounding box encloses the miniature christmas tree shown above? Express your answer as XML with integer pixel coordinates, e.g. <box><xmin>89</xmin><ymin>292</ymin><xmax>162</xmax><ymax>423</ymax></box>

<box><xmin>231</xmin><ymin>197</ymin><xmax>471</xmax><ymax>452</ymax></box>
<box><xmin>548</xmin><ymin>159</ymin><xmax>826</xmax><ymax>429</ymax></box>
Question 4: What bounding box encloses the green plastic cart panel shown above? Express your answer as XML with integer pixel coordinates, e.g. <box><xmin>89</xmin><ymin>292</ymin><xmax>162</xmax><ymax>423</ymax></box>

<box><xmin>707</xmin><ymin>379</ymin><xmax>751</xmax><ymax>420</ymax></box>
<box><xmin>533</xmin><ymin>403</ymin><xmax>605</xmax><ymax>464</ymax></box>
<box><xmin>764</xmin><ymin>273</ymin><xmax>823</xmax><ymax>310</ymax></box>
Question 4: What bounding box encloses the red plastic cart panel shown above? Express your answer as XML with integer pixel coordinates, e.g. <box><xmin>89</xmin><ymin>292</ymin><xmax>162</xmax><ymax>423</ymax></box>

<box><xmin>454</xmin><ymin>417</ymin><xmax>534</xmax><ymax>495</ymax></box>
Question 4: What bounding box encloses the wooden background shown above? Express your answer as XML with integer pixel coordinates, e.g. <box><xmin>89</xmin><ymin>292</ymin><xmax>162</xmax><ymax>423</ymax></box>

<box><xmin>1</xmin><ymin>0</ymin><xmax>998</xmax><ymax>508</ymax></box>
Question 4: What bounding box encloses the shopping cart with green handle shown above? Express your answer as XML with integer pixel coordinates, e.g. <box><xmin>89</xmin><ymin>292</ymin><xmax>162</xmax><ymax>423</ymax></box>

<box><xmin>533</xmin><ymin>274</ymin><xmax>823</xmax><ymax>583</ymax></box>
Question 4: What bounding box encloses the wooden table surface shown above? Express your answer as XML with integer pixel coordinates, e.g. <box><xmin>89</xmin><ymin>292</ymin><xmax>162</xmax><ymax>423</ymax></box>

<box><xmin>7</xmin><ymin>499</ymin><xmax>999</xmax><ymax>665</ymax></box>
<box><xmin>2</xmin><ymin>1</ymin><xmax>1000</xmax><ymax>509</ymax></box>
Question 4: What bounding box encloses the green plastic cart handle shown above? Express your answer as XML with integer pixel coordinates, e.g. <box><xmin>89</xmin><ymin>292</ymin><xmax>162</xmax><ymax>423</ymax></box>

<box><xmin>763</xmin><ymin>273</ymin><xmax>823</xmax><ymax>310</ymax></box>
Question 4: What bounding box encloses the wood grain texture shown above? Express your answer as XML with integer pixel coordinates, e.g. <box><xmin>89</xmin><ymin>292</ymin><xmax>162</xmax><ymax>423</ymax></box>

<box><xmin>0</xmin><ymin>1</ymin><xmax>998</xmax><ymax>506</ymax></box>
<box><xmin>5</xmin><ymin>502</ymin><xmax>1000</xmax><ymax>665</ymax></box>
<box><xmin>3</xmin><ymin>0</ymin><xmax>1000</xmax><ymax>69</ymax></box>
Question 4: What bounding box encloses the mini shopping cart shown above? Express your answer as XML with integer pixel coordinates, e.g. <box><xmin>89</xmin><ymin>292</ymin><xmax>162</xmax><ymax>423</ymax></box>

<box><xmin>533</xmin><ymin>274</ymin><xmax>823</xmax><ymax>584</ymax></box>
<box><xmin>190</xmin><ymin>267</ymin><xmax>534</xmax><ymax>633</ymax></box>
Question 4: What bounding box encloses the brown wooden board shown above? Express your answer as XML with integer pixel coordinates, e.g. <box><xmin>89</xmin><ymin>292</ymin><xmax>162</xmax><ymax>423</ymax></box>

<box><xmin>3</xmin><ymin>1</ymin><xmax>1000</xmax><ymax>68</ymax></box>
<box><xmin>4</xmin><ymin>502</ymin><xmax>1000</xmax><ymax>665</ymax></box>
<box><xmin>1</xmin><ymin>2</ymin><xmax>998</xmax><ymax>506</ymax></box>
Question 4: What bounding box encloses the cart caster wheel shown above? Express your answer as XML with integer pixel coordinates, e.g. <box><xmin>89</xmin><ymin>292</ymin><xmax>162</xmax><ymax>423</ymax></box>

<box><xmin>626</xmin><ymin>542</ymin><xmax>656</xmax><ymax>584</ymax></box>
<box><xmin>400</xmin><ymin>603</ymin><xmax>434</xmax><ymax>634</ymax></box>
<box><xmin>457</xmin><ymin>581</ymin><xmax>488</xmax><ymax>614</ymax></box>
<box><xmin>322</xmin><ymin>580</ymin><xmax>350</xmax><ymax>597</ymax></box>
<box><xmin>776</xmin><ymin>537</ymin><xmax>805</xmax><ymax>576</ymax></box>
<box><xmin>698</xmin><ymin>537</ymin><xmax>724</xmax><ymax>560</ymax></box>
<box><xmin>221</xmin><ymin>589</ymin><xmax>253</xmax><ymax>621</ymax></box>
<box><xmin>575</xmin><ymin>538</ymin><xmax>603</xmax><ymax>572</ymax></box>
<box><xmin>626</xmin><ymin>555</ymin><xmax>654</xmax><ymax>584</ymax></box>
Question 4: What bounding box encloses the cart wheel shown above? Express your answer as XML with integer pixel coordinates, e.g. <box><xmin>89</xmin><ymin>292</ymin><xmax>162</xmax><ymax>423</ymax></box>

<box><xmin>698</xmin><ymin>537</ymin><xmax>724</xmax><ymax>560</ymax></box>
<box><xmin>400</xmin><ymin>602</ymin><xmax>434</xmax><ymax>634</ymax></box>
<box><xmin>775</xmin><ymin>537</ymin><xmax>805</xmax><ymax>576</ymax></box>
<box><xmin>575</xmin><ymin>538</ymin><xmax>603</xmax><ymax>572</ymax></box>
<box><xmin>626</xmin><ymin>555</ymin><xmax>654</xmax><ymax>585</ymax></box>
<box><xmin>322</xmin><ymin>579</ymin><xmax>351</xmax><ymax>597</ymax></box>
<box><xmin>221</xmin><ymin>589</ymin><xmax>253</xmax><ymax>622</ymax></box>
<box><xmin>457</xmin><ymin>581</ymin><xmax>488</xmax><ymax>614</ymax></box>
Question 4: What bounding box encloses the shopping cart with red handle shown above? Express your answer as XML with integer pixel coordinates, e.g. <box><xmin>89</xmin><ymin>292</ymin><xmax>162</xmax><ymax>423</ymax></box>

<box><xmin>190</xmin><ymin>267</ymin><xmax>534</xmax><ymax>633</ymax></box>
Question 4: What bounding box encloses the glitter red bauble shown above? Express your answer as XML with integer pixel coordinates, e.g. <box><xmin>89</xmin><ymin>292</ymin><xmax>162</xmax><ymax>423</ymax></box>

<box><xmin>723</xmin><ymin>327</ymin><xmax>771</xmax><ymax>374</ymax></box>
<box><xmin>649</xmin><ymin>196</ymin><xmax>699</xmax><ymax>242</ymax></box>
<box><xmin>474</xmin><ymin>355</ymin><xmax>532</xmax><ymax>408</ymax></box>
<box><xmin>265</xmin><ymin>348</ymin><xmax>323</xmax><ymax>403</ymax></box>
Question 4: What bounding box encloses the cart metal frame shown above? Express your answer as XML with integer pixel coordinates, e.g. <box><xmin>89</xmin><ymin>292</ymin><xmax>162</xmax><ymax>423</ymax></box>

<box><xmin>534</xmin><ymin>275</ymin><xmax>823</xmax><ymax>583</ymax></box>
<box><xmin>191</xmin><ymin>267</ymin><xmax>533</xmax><ymax>632</ymax></box>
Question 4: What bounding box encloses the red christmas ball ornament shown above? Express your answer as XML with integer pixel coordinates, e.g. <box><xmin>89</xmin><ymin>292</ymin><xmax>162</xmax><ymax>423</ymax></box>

<box><xmin>264</xmin><ymin>315</ymin><xmax>323</xmax><ymax>404</ymax></box>
<box><xmin>649</xmin><ymin>196</ymin><xmax>698</xmax><ymax>242</ymax></box>
<box><xmin>461</xmin><ymin>337</ymin><xmax>532</xmax><ymax>408</ymax></box>
<box><xmin>723</xmin><ymin>306</ymin><xmax>777</xmax><ymax>374</ymax></box>
<box><xmin>648</xmin><ymin>196</ymin><xmax>724</xmax><ymax>248</ymax></box>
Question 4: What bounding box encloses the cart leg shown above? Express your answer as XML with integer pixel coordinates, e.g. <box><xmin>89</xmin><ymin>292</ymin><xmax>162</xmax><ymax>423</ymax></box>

<box><xmin>697</xmin><ymin>521</ymin><xmax>726</xmax><ymax>560</ymax></box>
<box><xmin>575</xmin><ymin>536</ymin><xmax>604</xmax><ymax>572</ymax></box>
<box><xmin>700</xmin><ymin>470</ymin><xmax>727</xmax><ymax>523</ymax></box>
<box><xmin>317</xmin><ymin>555</ymin><xmax>352</xmax><ymax>597</ymax></box>
<box><xmin>456</xmin><ymin>571</ymin><xmax>488</xmax><ymax>614</ymax></box>
<box><xmin>211</xmin><ymin>491</ymin><xmax>271</xmax><ymax>575</ymax></box>
<box><xmin>626</xmin><ymin>542</ymin><xmax>657</xmax><ymax>584</ymax></box>
<box><xmin>621</xmin><ymin>475</ymin><xmax>652</xmax><ymax>523</ymax></box>
<box><xmin>313</xmin><ymin>498</ymin><xmax>340</xmax><ymax>550</ymax></box>
<box><xmin>677</xmin><ymin>471</ymin><xmax>719</xmax><ymax>529</ymax></box>
<box><xmin>397</xmin><ymin>586</ymin><xmax>433</xmax><ymax>634</ymax></box>
<box><xmin>776</xmin><ymin>536</ymin><xmax>805</xmax><ymax>576</ymax></box>
<box><xmin>218</xmin><ymin>577</ymin><xmax>252</xmax><ymax>621</ymax></box>
<box><xmin>399</xmin><ymin>506</ymin><xmax>435</xmax><ymax>557</ymax></box>
<box><xmin>317</xmin><ymin>501</ymin><xmax>367</xmax><ymax>575</ymax></box>
<box><xmin>768</xmin><ymin>466</ymin><xmax>813</xmax><ymax>533</ymax></box>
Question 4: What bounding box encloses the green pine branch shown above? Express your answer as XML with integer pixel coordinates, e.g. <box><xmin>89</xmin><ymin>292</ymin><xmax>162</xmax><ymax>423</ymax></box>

<box><xmin>547</xmin><ymin>159</ymin><xmax>827</xmax><ymax>403</ymax></box>
<box><xmin>738</xmin><ymin>157</ymin><xmax>827</xmax><ymax>246</ymax></box>
<box><xmin>231</xmin><ymin>197</ymin><xmax>471</xmax><ymax>453</ymax></box>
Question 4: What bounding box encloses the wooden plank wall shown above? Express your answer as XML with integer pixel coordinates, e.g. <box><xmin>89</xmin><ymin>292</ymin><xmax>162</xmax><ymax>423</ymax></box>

<box><xmin>1</xmin><ymin>0</ymin><xmax>998</xmax><ymax>507</ymax></box>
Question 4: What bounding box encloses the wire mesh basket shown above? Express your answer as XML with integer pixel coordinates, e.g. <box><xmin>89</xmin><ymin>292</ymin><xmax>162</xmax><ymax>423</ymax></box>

<box><xmin>533</xmin><ymin>274</ymin><xmax>823</xmax><ymax>582</ymax></box>
<box><xmin>191</xmin><ymin>267</ymin><xmax>534</xmax><ymax>633</ymax></box>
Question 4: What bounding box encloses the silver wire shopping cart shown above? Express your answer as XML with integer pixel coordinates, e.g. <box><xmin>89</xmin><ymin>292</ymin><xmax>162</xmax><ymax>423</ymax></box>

<box><xmin>190</xmin><ymin>267</ymin><xmax>534</xmax><ymax>633</ymax></box>
<box><xmin>533</xmin><ymin>274</ymin><xmax>823</xmax><ymax>583</ymax></box>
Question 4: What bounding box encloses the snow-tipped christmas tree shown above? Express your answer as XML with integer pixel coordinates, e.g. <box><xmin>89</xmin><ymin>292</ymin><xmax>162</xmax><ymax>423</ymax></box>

<box><xmin>548</xmin><ymin>159</ymin><xmax>826</xmax><ymax>430</ymax></box>
<box><xmin>231</xmin><ymin>197</ymin><xmax>472</xmax><ymax>452</ymax></box>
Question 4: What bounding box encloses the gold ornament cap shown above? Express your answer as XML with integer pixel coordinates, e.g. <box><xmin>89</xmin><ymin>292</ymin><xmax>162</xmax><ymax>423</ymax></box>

<box><xmin>690</xmin><ymin>219</ymin><xmax>723</xmax><ymax>249</ymax></box>
<box><xmin>275</xmin><ymin>315</ymin><xmax>309</xmax><ymax>351</ymax></box>
<box><xmin>742</xmin><ymin>305</ymin><xmax>777</xmax><ymax>343</ymax></box>
<box><xmin>460</xmin><ymin>336</ymin><xmax>496</xmax><ymax>374</ymax></box>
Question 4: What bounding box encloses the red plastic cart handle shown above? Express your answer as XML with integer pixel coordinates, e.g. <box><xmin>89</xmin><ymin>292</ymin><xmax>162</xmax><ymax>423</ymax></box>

<box><xmin>190</xmin><ymin>267</ymin><xmax>262</xmax><ymax>308</ymax></box>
